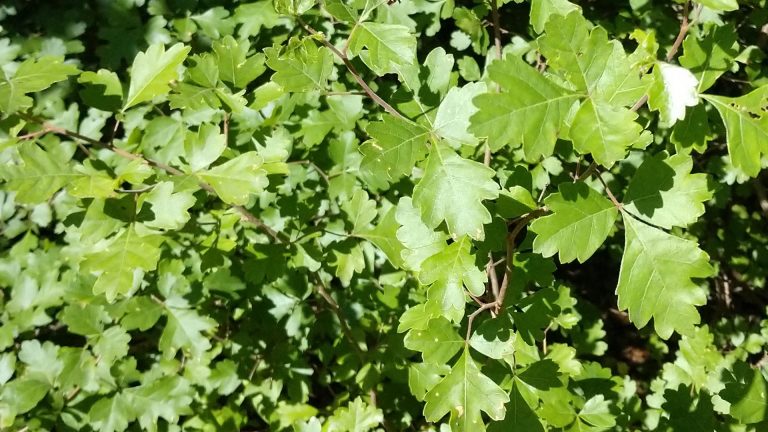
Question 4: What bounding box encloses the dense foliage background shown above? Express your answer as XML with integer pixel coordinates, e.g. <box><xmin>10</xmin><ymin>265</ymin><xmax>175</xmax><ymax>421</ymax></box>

<box><xmin>1</xmin><ymin>0</ymin><xmax>767</xmax><ymax>430</ymax></box>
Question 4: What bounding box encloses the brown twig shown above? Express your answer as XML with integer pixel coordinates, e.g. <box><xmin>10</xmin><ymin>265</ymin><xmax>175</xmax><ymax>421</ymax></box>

<box><xmin>489</xmin><ymin>0</ymin><xmax>503</xmax><ymax>62</ymax></box>
<box><xmin>312</xmin><ymin>274</ymin><xmax>365</xmax><ymax>361</ymax></box>
<box><xmin>595</xmin><ymin>171</ymin><xmax>623</xmax><ymax>210</ymax></box>
<box><xmin>496</xmin><ymin>208</ymin><xmax>549</xmax><ymax>313</ymax></box>
<box><xmin>298</xmin><ymin>18</ymin><xmax>406</xmax><ymax>120</ymax></box>
<box><xmin>466</xmin><ymin>302</ymin><xmax>498</xmax><ymax>341</ymax></box>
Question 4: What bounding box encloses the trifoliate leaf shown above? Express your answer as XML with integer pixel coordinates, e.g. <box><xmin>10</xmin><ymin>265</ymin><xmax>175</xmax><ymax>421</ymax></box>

<box><xmin>696</xmin><ymin>0</ymin><xmax>738</xmax><ymax>11</ymax></box>
<box><xmin>124</xmin><ymin>43</ymin><xmax>190</xmax><ymax>110</ymax></box>
<box><xmin>539</xmin><ymin>12</ymin><xmax>647</xmax><ymax>105</ymax></box>
<box><xmin>348</xmin><ymin>22</ymin><xmax>416</xmax><ymax>75</ymax></box>
<box><xmin>360</xmin><ymin>115</ymin><xmax>429</xmax><ymax>188</ymax></box>
<box><xmin>423</xmin><ymin>348</ymin><xmax>509</xmax><ymax>431</ymax></box>
<box><xmin>531</xmin><ymin>182</ymin><xmax>618</xmax><ymax>263</ymax></box>
<box><xmin>212</xmin><ymin>35</ymin><xmax>266</xmax><ymax>88</ymax></box>
<box><xmin>412</xmin><ymin>144</ymin><xmax>499</xmax><ymax>241</ymax></box>
<box><xmin>470</xmin><ymin>56</ymin><xmax>578</xmax><ymax>160</ymax></box>
<box><xmin>144</xmin><ymin>182</ymin><xmax>196</xmax><ymax>230</ymax></box>
<box><xmin>701</xmin><ymin>86</ymin><xmax>768</xmax><ymax>177</ymax></box>
<box><xmin>0</xmin><ymin>141</ymin><xmax>76</xmax><ymax>204</ymax></box>
<box><xmin>0</xmin><ymin>56</ymin><xmax>79</xmax><ymax>113</ymax></box>
<box><xmin>327</xmin><ymin>397</ymin><xmax>383</xmax><ymax>432</ymax></box>
<box><xmin>530</xmin><ymin>0</ymin><xmax>580</xmax><ymax>33</ymax></box>
<box><xmin>395</xmin><ymin>197</ymin><xmax>448</xmax><ymax>271</ymax></box>
<box><xmin>197</xmin><ymin>152</ymin><xmax>269</xmax><ymax>205</ymax></box>
<box><xmin>265</xmin><ymin>37</ymin><xmax>333</xmax><ymax>92</ymax></box>
<box><xmin>569</xmin><ymin>99</ymin><xmax>649</xmax><ymax>167</ymax></box>
<box><xmin>81</xmin><ymin>227</ymin><xmax>164</xmax><ymax>302</ymax></box>
<box><xmin>617</xmin><ymin>215</ymin><xmax>714</xmax><ymax>338</ymax></box>
<box><xmin>648</xmin><ymin>63</ymin><xmax>700</xmax><ymax>126</ymax></box>
<box><xmin>418</xmin><ymin>236</ymin><xmax>486</xmax><ymax>322</ymax></box>
<box><xmin>624</xmin><ymin>153</ymin><xmax>712</xmax><ymax>229</ymax></box>
<box><xmin>159</xmin><ymin>304</ymin><xmax>217</xmax><ymax>359</ymax></box>
<box><xmin>679</xmin><ymin>24</ymin><xmax>739</xmax><ymax>92</ymax></box>
<box><xmin>404</xmin><ymin>317</ymin><xmax>463</xmax><ymax>364</ymax></box>
<box><xmin>433</xmin><ymin>82</ymin><xmax>486</xmax><ymax>148</ymax></box>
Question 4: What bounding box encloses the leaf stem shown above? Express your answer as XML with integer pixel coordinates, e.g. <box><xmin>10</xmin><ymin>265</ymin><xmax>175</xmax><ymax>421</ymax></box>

<box><xmin>298</xmin><ymin>18</ymin><xmax>406</xmax><ymax>120</ymax></box>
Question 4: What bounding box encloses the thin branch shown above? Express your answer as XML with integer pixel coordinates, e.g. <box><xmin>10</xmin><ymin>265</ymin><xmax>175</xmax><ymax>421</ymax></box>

<box><xmin>487</xmin><ymin>253</ymin><xmax>500</xmax><ymax>301</ymax></box>
<box><xmin>489</xmin><ymin>0</ymin><xmax>503</xmax><ymax>61</ymax></box>
<box><xmin>298</xmin><ymin>18</ymin><xmax>406</xmax><ymax>120</ymax></box>
<box><xmin>595</xmin><ymin>171</ymin><xmax>623</xmax><ymax>210</ymax></box>
<box><xmin>312</xmin><ymin>274</ymin><xmax>365</xmax><ymax>361</ymax></box>
<box><xmin>19</xmin><ymin>114</ymin><xmax>282</xmax><ymax>243</ymax></box>
<box><xmin>496</xmin><ymin>208</ymin><xmax>549</xmax><ymax>312</ymax></box>
<box><xmin>288</xmin><ymin>159</ymin><xmax>331</xmax><ymax>184</ymax></box>
<box><xmin>465</xmin><ymin>302</ymin><xmax>497</xmax><ymax>341</ymax></box>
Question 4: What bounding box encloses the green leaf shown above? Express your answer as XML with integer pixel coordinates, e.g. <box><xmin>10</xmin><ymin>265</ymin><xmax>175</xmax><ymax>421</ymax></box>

<box><xmin>470</xmin><ymin>56</ymin><xmax>578</xmax><ymax>160</ymax></box>
<box><xmin>81</xmin><ymin>227</ymin><xmax>164</xmax><ymax>302</ymax></box>
<box><xmin>184</xmin><ymin>123</ymin><xmax>227</xmax><ymax>171</ymax></box>
<box><xmin>433</xmin><ymin>82</ymin><xmax>487</xmax><ymax>148</ymax></box>
<box><xmin>144</xmin><ymin>182</ymin><xmax>196</xmax><ymax>230</ymax></box>
<box><xmin>78</xmin><ymin>69</ymin><xmax>123</xmax><ymax>111</ymax></box>
<box><xmin>579</xmin><ymin>395</ymin><xmax>616</xmax><ymax>428</ymax></box>
<box><xmin>212</xmin><ymin>35</ymin><xmax>266</xmax><ymax>88</ymax></box>
<box><xmin>539</xmin><ymin>12</ymin><xmax>647</xmax><ymax>105</ymax></box>
<box><xmin>623</xmin><ymin>153</ymin><xmax>712</xmax><ymax>229</ymax></box>
<box><xmin>360</xmin><ymin>115</ymin><xmax>429</xmax><ymax>188</ymax></box>
<box><xmin>124</xmin><ymin>376</ymin><xmax>193</xmax><ymax>430</ymax></box>
<box><xmin>342</xmin><ymin>189</ymin><xmax>377</xmax><ymax>233</ymax></box>
<box><xmin>348</xmin><ymin>22</ymin><xmax>417</xmax><ymax>75</ymax></box>
<box><xmin>0</xmin><ymin>141</ymin><xmax>76</xmax><ymax>204</ymax></box>
<box><xmin>124</xmin><ymin>43</ymin><xmax>190</xmax><ymax>110</ymax></box>
<box><xmin>409</xmin><ymin>362</ymin><xmax>451</xmax><ymax>401</ymax></box>
<box><xmin>418</xmin><ymin>236</ymin><xmax>485</xmax><ymax>322</ymax></box>
<box><xmin>88</xmin><ymin>393</ymin><xmax>133</xmax><ymax>432</ymax></box>
<box><xmin>679</xmin><ymin>24</ymin><xmax>739</xmax><ymax>92</ymax></box>
<box><xmin>395</xmin><ymin>197</ymin><xmax>448</xmax><ymax>272</ymax></box>
<box><xmin>617</xmin><ymin>215</ymin><xmax>714</xmax><ymax>338</ymax></box>
<box><xmin>1</xmin><ymin>377</ymin><xmax>49</xmax><ymax>415</ymax></box>
<box><xmin>530</xmin><ymin>0</ymin><xmax>580</xmax><ymax>34</ymax></box>
<box><xmin>159</xmin><ymin>304</ymin><xmax>217</xmax><ymax>358</ymax></box>
<box><xmin>0</xmin><ymin>56</ymin><xmax>79</xmax><ymax>113</ymax></box>
<box><xmin>720</xmin><ymin>362</ymin><xmax>768</xmax><ymax>424</ymax></box>
<box><xmin>701</xmin><ymin>86</ymin><xmax>768</xmax><ymax>177</ymax></box>
<box><xmin>569</xmin><ymin>99</ymin><xmax>649</xmax><ymax>167</ymax></box>
<box><xmin>423</xmin><ymin>348</ymin><xmax>509</xmax><ymax>431</ymax></box>
<box><xmin>695</xmin><ymin>0</ymin><xmax>738</xmax><ymax>11</ymax></box>
<box><xmin>404</xmin><ymin>317</ymin><xmax>463</xmax><ymax>364</ymax></box>
<box><xmin>412</xmin><ymin>144</ymin><xmax>500</xmax><ymax>240</ymax></box>
<box><xmin>265</xmin><ymin>38</ymin><xmax>334</xmax><ymax>92</ymax></box>
<box><xmin>327</xmin><ymin>397</ymin><xmax>383</xmax><ymax>432</ymax></box>
<box><xmin>671</xmin><ymin>104</ymin><xmax>711</xmax><ymax>154</ymax></box>
<box><xmin>273</xmin><ymin>0</ymin><xmax>316</xmax><ymax>15</ymax></box>
<box><xmin>531</xmin><ymin>182</ymin><xmax>618</xmax><ymax>263</ymax></box>
<box><xmin>197</xmin><ymin>152</ymin><xmax>269</xmax><ymax>205</ymax></box>
<box><xmin>359</xmin><ymin>206</ymin><xmax>406</xmax><ymax>268</ymax></box>
<box><xmin>488</xmin><ymin>382</ymin><xmax>544</xmax><ymax>432</ymax></box>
